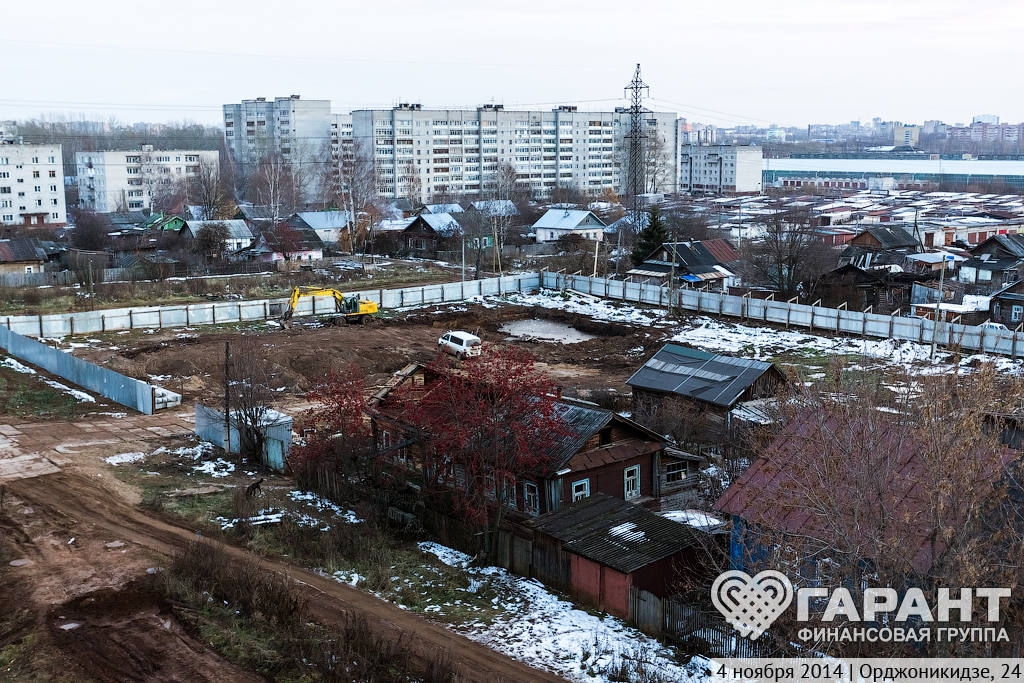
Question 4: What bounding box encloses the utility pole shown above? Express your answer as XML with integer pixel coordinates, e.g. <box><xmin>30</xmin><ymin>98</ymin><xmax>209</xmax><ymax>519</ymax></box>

<box><xmin>668</xmin><ymin>222</ymin><xmax>678</xmax><ymax>315</ymax></box>
<box><xmin>619</xmin><ymin>63</ymin><xmax>649</xmax><ymax>275</ymax></box>
<box><xmin>223</xmin><ymin>341</ymin><xmax>231</xmax><ymax>454</ymax></box>
<box><xmin>930</xmin><ymin>254</ymin><xmax>954</xmax><ymax>361</ymax></box>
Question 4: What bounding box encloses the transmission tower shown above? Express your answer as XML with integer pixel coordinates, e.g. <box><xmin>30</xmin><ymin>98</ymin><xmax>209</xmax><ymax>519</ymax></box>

<box><xmin>618</xmin><ymin>63</ymin><xmax>649</xmax><ymax>274</ymax></box>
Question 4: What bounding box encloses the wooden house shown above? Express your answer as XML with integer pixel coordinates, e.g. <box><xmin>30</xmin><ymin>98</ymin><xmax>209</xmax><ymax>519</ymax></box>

<box><xmin>626</xmin><ymin>343</ymin><xmax>786</xmax><ymax>453</ymax></box>
<box><xmin>527</xmin><ymin>494</ymin><xmax>709</xmax><ymax>620</ymax></box>
<box><xmin>368</xmin><ymin>362</ymin><xmax>702</xmax><ymax>515</ymax></box>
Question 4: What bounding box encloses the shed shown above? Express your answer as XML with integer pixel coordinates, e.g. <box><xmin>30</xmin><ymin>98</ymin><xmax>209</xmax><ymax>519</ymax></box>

<box><xmin>528</xmin><ymin>493</ymin><xmax>707</xmax><ymax>619</ymax></box>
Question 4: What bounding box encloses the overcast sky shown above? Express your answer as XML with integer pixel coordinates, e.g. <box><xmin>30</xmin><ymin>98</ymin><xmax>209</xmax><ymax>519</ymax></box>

<box><xmin>3</xmin><ymin>0</ymin><xmax>1023</xmax><ymax>128</ymax></box>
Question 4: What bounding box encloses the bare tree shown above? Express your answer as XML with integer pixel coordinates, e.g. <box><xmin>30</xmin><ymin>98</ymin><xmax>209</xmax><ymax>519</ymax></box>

<box><xmin>189</xmin><ymin>159</ymin><xmax>232</xmax><ymax>220</ymax></box>
<box><xmin>69</xmin><ymin>209</ymin><xmax>111</xmax><ymax>251</ymax></box>
<box><xmin>644</xmin><ymin>130</ymin><xmax>671</xmax><ymax>193</ymax></box>
<box><xmin>227</xmin><ymin>337</ymin><xmax>285</xmax><ymax>465</ymax></box>
<box><xmin>192</xmin><ymin>221</ymin><xmax>231</xmax><ymax>260</ymax></box>
<box><xmin>739</xmin><ymin>208</ymin><xmax>837</xmax><ymax>298</ymax></box>
<box><xmin>253</xmin><ymin>151</ymin><xmax>295</xmax><ymax>220</ymax></box>
<box><xmin>725</xmin><ymin>368</ymin><xmax>1024</xmax><ymax>656</ymax></box>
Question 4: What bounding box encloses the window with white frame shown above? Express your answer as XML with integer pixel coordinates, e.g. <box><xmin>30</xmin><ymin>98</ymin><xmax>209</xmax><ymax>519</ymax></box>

<box><xmin>665</xmin><ymin>460</ymin><xmax>689</xmax><ymax>483</ymax></box>
<box><xmin>571</xmin><ymin>479</ymin><xmax>590</xmax><ymax>502</ymax></box>
<box><xmin>624</xmin><ymin>465</ymin><xmax>640</xmax><ymax>499</ymax></box>
<box><xmin>1013</xmin><ymin>306</ymin><xmax>1022</xmax><ymax>323</ymax></box>
<box><xmin>523</xmin><ymin>481</ymin><xmax>539</xmax><ymax>516</ymax></box>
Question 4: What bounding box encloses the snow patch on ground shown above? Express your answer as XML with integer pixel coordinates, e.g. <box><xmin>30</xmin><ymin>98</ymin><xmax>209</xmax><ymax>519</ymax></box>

<box><xmin>192</xmin><ymin>458</ymin><xmax>236</xmax><ymax>478</ymax></box>
<box><xmin>501</xmin><ymin>291</ymin><xmax>1024</xmax><ymax>376</ymax></box>
<box><xmin>104</xmin><ymin>451</ymin><xmax>147</xmax><ymax>466</ymax></box>
<box><xmin>417</xmin><ymin>542</ymin><xmax>706</xmax><ymax>682</ymax></box>
<box><xmin>288</xmin><ymin>490</ymin><xmax>363</xmax><ymax>525</ymax></box>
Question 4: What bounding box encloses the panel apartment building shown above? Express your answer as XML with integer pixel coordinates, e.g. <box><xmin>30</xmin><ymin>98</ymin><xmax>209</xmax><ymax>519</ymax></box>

<box><xmin>351</xmin><ymin>104</ymin><xmax>678</xmax><ymax>201</ymax></box>
<box><xmin>678</xmin><ymin>144</ymin><xmax>763</xmax><ymax>194</ymax></box>
<box><xmin>222</xmin><ymin>96</ymin><xmax>333</xmax><ymax>169</ymax></box>
<box><xmin>0</xmin><ymin>137</ymin><xmax>67</xmax><ymax>227</ymax></box>
<box><xmin>76</xmin><ymin>145</ymin><xmax>219</xmax><ymax>213</ymax></box>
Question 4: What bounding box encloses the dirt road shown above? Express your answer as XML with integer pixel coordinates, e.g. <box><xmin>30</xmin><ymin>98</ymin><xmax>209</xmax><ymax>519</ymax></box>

<box><xmin>0</xmin><ymin>414</ymin><xmax>564</xmax><ymax>682</ymax></box>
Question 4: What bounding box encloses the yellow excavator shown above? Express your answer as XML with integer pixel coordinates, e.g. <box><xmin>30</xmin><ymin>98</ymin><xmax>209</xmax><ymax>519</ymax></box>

<box><xmin>282</xmin><ymin>286</ymin><xmax>379</xmax><ymax>325</ymax></box>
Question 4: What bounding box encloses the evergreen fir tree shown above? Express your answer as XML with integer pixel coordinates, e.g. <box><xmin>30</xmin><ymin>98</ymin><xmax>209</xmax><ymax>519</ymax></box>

<box><xmin>630</xmin><ymin>205</ymin><xmax>670</xmax><ymax>267</ymax></box>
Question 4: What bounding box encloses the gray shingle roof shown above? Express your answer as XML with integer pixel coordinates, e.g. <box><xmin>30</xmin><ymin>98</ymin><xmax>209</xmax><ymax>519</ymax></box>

<box><xmin>0</xmin><ymin>238</ymin><xmax>46</xmax><ymax>263</ymax></box>
<box><xmin>529</xmin><ymin>493</ymin><xmax>702</xmax><ymax>574</ymax></box>
<box><xmin>626</xmin><ymin>343</ymin><xmax>778</xmax><ymax>408</ymax></box>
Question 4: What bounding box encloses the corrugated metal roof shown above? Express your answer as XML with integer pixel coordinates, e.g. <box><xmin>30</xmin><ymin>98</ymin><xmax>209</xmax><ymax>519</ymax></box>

<box><xmin>529</xmin><ymin>493</ymin><xmax>702</xmax><ymax>574</ymax></box>
<box><xmin>626</xmin><ymin>343</ymin><xmax>778</xmax><ymax>409</ymax></box>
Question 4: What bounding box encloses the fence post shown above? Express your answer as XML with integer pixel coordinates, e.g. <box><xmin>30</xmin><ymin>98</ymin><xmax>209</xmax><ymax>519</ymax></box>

<box><xmin>212</xmin><ymin>305</ymin><xmax>216</xmax><ymax>325</ymax></box>
<box><xmin>157</xmin><ymin>308</ymin><xmax>163</xmax><ymax>329</ymax></box>
<box><xmin>400</xmin><ymin>289</ymin><xmax>404</xmax><ymax>306</ymax></box>
<box><xmin>1014</xmin><ymin>330</ymin><xmax>1019</xmax><ymax>360</ymax></box>
<box><xmin>185</xmin><ymin>306</ymin><xmax>190</xmax><ymax>327</ymax></box>
<box><xmin>264</xmin><ymin>301</ymin><xmax>268</xmax><ymax>319</ymax></box>
<box><xmin>38</xmin><ymin>314</ymin><xmax>43</xmax><ymax>337</ymax></box>
<box><xmin>421</xmin><ymin>286</ymin><xmax>426</xmax><ymax>304</ymax></box>
<box><xmin>238</xmin><ymin>303</ymin><xmax>242</xmax><ymax>322</ymax></box>
<box><xmin>623</xmin><ymin>279</ymin><xmax>626</xmax><ymax>301</ymax></box>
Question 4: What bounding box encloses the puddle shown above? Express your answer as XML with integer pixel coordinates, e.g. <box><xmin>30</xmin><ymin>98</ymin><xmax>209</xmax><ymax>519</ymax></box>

<box><xmin>500</xmin><ymin>319</ymin><xmax>596</xmax><ymax>343</ymax></box>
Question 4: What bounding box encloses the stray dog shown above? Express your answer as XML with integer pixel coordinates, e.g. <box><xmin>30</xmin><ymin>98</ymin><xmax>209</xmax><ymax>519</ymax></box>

<box><xmin>245</xmin><ymin>477</ymin><xmax>264</xmax><ymax>498</ymax></box>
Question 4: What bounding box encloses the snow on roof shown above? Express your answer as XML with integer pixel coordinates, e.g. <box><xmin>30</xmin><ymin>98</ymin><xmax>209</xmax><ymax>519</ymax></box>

<box><xmin>419</xmin><ymin>212</ymin><xmax>463</xmax><ymax>235</ymax></box>
<box><xmin>533</xmin><ymin>209</ymin><xmax>603</xmax><ymax>230</ymax></box>
<box><xmin>424</xmin><ymin>203</ymin><xmax>464</xmax><ymax>214</ymax></box>
<box><xmin>470</xmin><ymin>199</ymin><xmax>519</xmax><ymax>216</ymax></box>
<box><xmin>296</xmin><ymin>210</ymin><xmax>352</xmax><ymax>230</ymax></box>
<box><xmin>378</xmin><ymin>217</ymin><xmax>415</xmax><ymax>231</ymax></box>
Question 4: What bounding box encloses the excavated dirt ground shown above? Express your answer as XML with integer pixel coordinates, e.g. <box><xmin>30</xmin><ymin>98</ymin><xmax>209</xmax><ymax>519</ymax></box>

<box><xmin>74</xmin><ymin>302</ymin><xmax>659</xmax><ymax>406</ymax></box>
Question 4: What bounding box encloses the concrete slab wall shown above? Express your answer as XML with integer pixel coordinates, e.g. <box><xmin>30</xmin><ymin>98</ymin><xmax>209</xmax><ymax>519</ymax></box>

<box><xmin>2</xmin><ymin>273</ymin><xmax>542</xmax><ymax>339</ymax></box>
<box><xmin>0</xmin><ymin>325</ymin><xmax>181</xmax><ymax>414</ymax></box>
<box><xmin>544</xmin><ymin>271</ymin><xmax>1024</xmax><ymax>359</ymax></box>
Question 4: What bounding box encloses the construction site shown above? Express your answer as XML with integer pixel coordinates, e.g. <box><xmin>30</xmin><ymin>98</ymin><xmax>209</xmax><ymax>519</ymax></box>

<box><xmin>4</xmin><ymin>264</ymin><xmax>1024</xmax><ymax>682</ymax></box>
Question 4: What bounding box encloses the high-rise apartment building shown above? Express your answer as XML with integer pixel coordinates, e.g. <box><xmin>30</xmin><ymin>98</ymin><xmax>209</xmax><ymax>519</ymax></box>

<box><xmin>350</xmin><ymin>104</ymin><xmax>678</xmax><ymax>201</ymax></box>
<box><xmin>222</xmin><ymin>96</ymin><xmax>332</xmax><ymax>169</ymax></box>
<box><xmin>0</xmin><ymin>136</ymin><xmax>67</xmax><ymax>227</ymax></box>
<box><xmin>76</xmin><ymin>145</ymin><xmax>219</xmax><ymax>213</ymax></box>
<box><xmin>678</xmin><ymin>144</ymin><xmax>762</xmax><ymax>194</ymax></box>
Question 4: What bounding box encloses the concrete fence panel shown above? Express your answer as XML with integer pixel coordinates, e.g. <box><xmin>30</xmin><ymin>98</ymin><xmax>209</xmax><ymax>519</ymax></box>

<box><xmin>0</xmin><ymin>325</ymin><xmax>180</xmax><ymax>414</ymax></box>
<box><xmin>541</xmin><ymin>271</ymin><xmax>1024</xmax><ymax>360</ymax></box>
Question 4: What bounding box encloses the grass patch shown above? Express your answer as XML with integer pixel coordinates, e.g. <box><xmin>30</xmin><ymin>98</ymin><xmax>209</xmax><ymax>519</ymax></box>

<box><xmin>161</xmin><ymin>539</ymin><xmax>459</xmax><ymax>682</ymax></box>
<box><xmin>0</xmin><ymin>364</ymin><xmax>94</xmax><ymax>419</ymax></box>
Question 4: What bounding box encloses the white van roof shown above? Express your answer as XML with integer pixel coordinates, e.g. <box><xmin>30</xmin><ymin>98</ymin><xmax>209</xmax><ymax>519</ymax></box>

<box><xmin>448</xmin><ymin>330</ymin><xmax>480</xmax><ymax>341</ymax></box>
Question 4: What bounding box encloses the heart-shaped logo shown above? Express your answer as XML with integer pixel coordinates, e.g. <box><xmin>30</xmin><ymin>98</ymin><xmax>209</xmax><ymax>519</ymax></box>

<box><xmin>711</xmin><ymin>570</ymin><xmax>793</xmax><ymax>640</ymax></box>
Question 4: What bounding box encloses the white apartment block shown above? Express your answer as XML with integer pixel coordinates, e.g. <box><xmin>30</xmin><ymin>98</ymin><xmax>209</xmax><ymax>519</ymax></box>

<box><xmin>678</xmin><ymin>144</ymin><xmax>763</xmax><ymax>194</ymax></box>
<box><xmin>76</xmin><ymin>145</ymin><xmax>219</xmax><ymax>213</ymax></box>
<box><xmin>0</xmin><ymin>138</ymin><xmax>67</xmax><ymax>227</ymax></box>
<box><xmin>222</xmin><ymin>95</ymin><xmax>333</xmax><ymax>168</ymax></box>
<box><xmin>351</xmin><ymin>104</ymin><xmax>678</xmax><ymax>201</ymax></box>
<box><xmin>330</xmin><ymin>112</ymin><xmax>354</xmax><ymax>172</ymax></box>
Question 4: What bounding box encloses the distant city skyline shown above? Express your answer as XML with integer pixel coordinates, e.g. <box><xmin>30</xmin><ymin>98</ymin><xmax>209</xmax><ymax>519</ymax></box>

<box><xmin>2</xmin><ymin>0</ymin><xmax>1023</xmax><ymax>128</ymax></box>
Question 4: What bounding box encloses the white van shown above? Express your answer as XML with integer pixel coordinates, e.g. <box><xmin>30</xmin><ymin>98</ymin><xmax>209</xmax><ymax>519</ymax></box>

<box><xmin>438</xmin><ymin>330</ymin><xmax>482</xmax><ymax>359</ymax></box>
